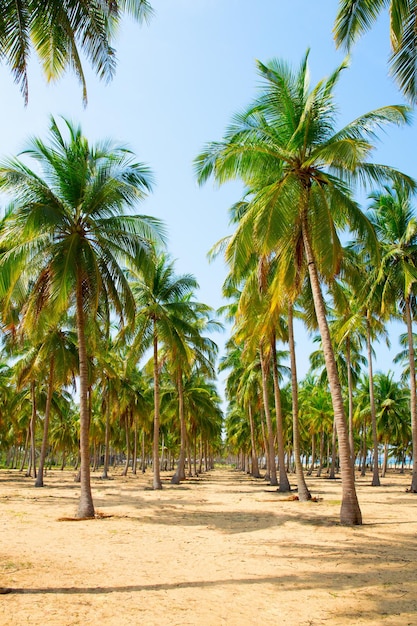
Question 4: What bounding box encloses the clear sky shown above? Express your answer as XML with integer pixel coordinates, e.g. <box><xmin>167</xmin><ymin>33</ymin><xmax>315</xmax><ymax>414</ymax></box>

<box><xmin>0</xmin><ymin>1</ymin><xmax>413</xmax><ymax>383</ymax></box>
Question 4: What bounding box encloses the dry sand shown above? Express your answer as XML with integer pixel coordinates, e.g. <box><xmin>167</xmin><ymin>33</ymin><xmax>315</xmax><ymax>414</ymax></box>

<box><xmin>1</xmin><ymin>466</ymin><xmax>417</xmax><ymax>625</ymax></box>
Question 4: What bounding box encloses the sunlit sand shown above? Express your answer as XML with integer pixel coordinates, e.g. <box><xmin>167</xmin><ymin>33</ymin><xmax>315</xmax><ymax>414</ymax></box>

<box><xmin>1</xmin><ymin>466</ymin><xmax>416</xmax><ymax>625</ymax></box>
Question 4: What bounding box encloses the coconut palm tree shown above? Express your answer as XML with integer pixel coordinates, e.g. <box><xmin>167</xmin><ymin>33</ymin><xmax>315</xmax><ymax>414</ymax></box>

<box><xmin>334</xmin><ymin>0</ymin><xmax>417</xmax><ymax>102</ymax></box>
<box><xmin>195</xmin><ymin>51</ymin><xmax>414</xmax><ymax>524</ymax></box>
<box><xmin>184</xmin><ymin>374</ymin><xmax>223</xmax><ymax>473</ymax></box>
<box><xmin>330</xmin><ymin>279</ymin><xmax>368</xmax><ymax>461</ymax></box>
<box><xmin>374</xmin><ymin>371</ymin><xmax>410</xmax><ymax>476</ymax></box>
<box><xmin>300</xmin><ymin>378</ymin><xmax>334</xmax><ymax>477</ymax></box>
<box><xmin>129</xmin><ymin>253</ymin><xmax>200</xmax><ymax>489</ymax></box>
<box><xmin>0</xmin><ymin>0</ymin><xmax>153</xmax><ymax>104</ymax></box>
<box><xmin>368</xmin><ymin>183</ymin><xmax>417</xmax><ymax>490</ymax></box>
<box><xmin>0</xmin><ymin>116</ymin><xmax>163</xmax><ymax>517</ymax></box>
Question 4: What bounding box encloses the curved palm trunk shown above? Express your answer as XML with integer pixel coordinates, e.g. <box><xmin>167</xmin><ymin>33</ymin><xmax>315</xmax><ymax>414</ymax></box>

<box><xmin>20</xmin><ymin>427</ymin><xmax>31</xmax><ymax>472</ymax></box>
<box><xmin>366</xmin><ymin>312</ymin><xmax>380</xmax><ymax>487</ymax></box>
<box><xmin>248</xmin><ymin>403</ymin><xmax>261</xmax><ymax>478</ymax></box>
<box><xmin>259</xmin><ymin>345</ymin><xmax>278</xmax><ymax>486</ymax></box>
<box><xmin>152</xmin><ymin>320</ymin><xmax>162</xmax><ymax>489</ymax></box>
<box><xmin>171</xmin><ymin>370</ymin><xmax>186</xmax><ymax>484</ymax></box>
<box><xmin>75</xmin><ymin>273</ymin><xmax>95</xmax><ymax>518</ymax></box>
<box><xmin>302</xmin><ymin>212</ymin><xmax>362</xmax><ymax>525</ymax></box>
<box><xmin>271</xmin><ymin>337</ymin><xmax>291</xmax><ymax>491</ymax></box>
<box><xmin>35</xmin><ymin>357</ymin><xmax>55</xmax><ymax>487</ymax></box>
<box><xmin>288</xmin><ymin>303</ymin><xmax>311</xmax><ymax>500</ymax></box>
<box><xmin>405</xmin><ymin>298</ymin><xmax>417</xmax><ymax>492</ymax></box>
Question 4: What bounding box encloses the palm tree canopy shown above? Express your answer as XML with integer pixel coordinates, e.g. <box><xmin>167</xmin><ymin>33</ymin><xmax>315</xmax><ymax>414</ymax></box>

<box><xmin>0</xmin><ymin>115</ymin><xmax>165</xmax><ymax>329</ymax></box>
<box><xmin>334</xmin><ymin>0</ymin><xmax>417</xmax><ymax>102</ymax></box>
<box><xmin>195</xmin><ymin>52</ymin><xmax>413</xmax><ymax>284</ymax></box>
<box><xmin>368</xmin><ymin>183</ymin><xmax>417</xmax><ymax>304</ymax></box>
<box><xmin>0</xmin><ymin>0</ymin><xmax>153</xmax><ymax>104</ymax></box>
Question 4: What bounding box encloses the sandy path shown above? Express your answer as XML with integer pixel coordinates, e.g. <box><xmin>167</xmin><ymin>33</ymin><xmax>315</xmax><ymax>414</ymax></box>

<box><xmin>1</xmin><ymin>467</ymin><xmax>417</xmax><ymax>625</ymax></box>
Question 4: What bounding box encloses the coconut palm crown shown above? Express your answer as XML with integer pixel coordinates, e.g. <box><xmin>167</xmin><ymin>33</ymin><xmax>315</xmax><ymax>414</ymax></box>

<box><xmin>334</xmin><ymin>0</ymin><xmax>417</xmax><ymax>102</ymax></box>
<box><xmin>0</xmin><ymin>0</ymin><xmax>153</xmax><ymax>104</ymax></box>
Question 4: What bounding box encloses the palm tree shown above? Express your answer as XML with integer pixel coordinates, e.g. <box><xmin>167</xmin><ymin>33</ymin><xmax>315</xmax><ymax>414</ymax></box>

<box><xmin>374</xmin><ymin>371</ymin><xmax>410</xmax><ymax>476</ymax></box>
<box><xmin>300</xmin><ymin>378</ymin><xmax>334</xmax><ymax>477</ymax></box>
<box><xmin>184</xmin><ymin>374</ymin><xmax>223</xmax><ymax>473</ymax></box>
<box><xmin>0</xmin><ymin>0</ymin><xmax>153</xmax><ymax>104</ymax></box>
<box><xmin>368</xmin><ymin>183</ymin><xmax>417</xmax><ymax>491</ymax></box>
<box><xmin>331</xmin><ymin>279</ymin><xmax>368</xmax><ymax>461</ymax></box>
<box><xmin>0</xmin><ymin>116</ymin><xmax>163</xmax><ymax>517</ymax></box>
<box><xmin>129</xmin><ymin>253</ymin><xmax>200</xmax><ymax>489</ymax></box>
<box><xmin>195</xmin><ymin>51</ymin><xmax>413</xmax><ymax>524</ymax></box>
<box><xmin>334</xmin><ymin>0</ymin><xmax>417</xmax><ymax>102</ymax></box>
<box><xmin>337</xmin><ymin>248</ymin><xmax>391</xmax><ymax>486</ymax></box>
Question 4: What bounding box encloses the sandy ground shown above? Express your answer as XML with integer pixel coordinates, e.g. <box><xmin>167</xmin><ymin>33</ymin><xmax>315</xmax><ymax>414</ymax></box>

<box><xmin>1</xmin><ymin>466</ymin><xmax>417</xmax><ymax>626</ymax></box>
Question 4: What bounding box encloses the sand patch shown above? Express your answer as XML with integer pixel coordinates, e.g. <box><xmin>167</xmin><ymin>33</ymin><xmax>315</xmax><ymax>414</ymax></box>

<box><xmin>1</xmin><ymin>467</ymin><xmax>417</xmax><ymax>625</ymax></box>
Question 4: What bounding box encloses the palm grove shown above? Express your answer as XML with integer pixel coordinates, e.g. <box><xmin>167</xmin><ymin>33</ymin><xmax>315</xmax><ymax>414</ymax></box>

<box><xmin>0</xmin><ymin>1</ymin><xmax>417</xmax><ymax>526</ymax></box>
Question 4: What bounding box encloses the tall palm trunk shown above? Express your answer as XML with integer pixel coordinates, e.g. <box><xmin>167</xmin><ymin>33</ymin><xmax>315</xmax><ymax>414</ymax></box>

<box><xmin>20</xmin><ymin>427</ymin><xmax>31</xmax><ymax>472</ymax></box>
<box><xmin>361</xmin><ymin>418</ymin><xmax>367</xmax><ymax>477</ymax></box>
<box><xmin>122</xmin><ymin>412</ymin><xmax>130</xmax><ymax>476</ymax></box>
<box><xmin>288</xmin><ymin>303</ymin><xmax>310</xmax><ymax>500</ymax></box>
<box><xmin>259</xmin><ymin>344</ymin><xmax>278</xmax><ymax>486</ymax></box>
<box><xmin>381</xmin><ymin>442</ymin><xmax>389</xmax><ymax>477</ymax></box>
<box><xmin>260</xmin><ymin>410</ymin><xmax>269</xmax><ymax>475</ymax></box>
<box><xmin>329</xmin><ymin>417</ymin><xmax>337</xmax><ymax>479</ymax></box>
<box><xmin>152</xmin><ymin>319</ymin><xmax>162</xmax><ymax>489</ymax></box>
<box><xmin>29</xmin><ymin>381</ymin><xmax>37</xmax><ymax>478</ymax></box>
<box><xmin>248</xmin><ymin>403</ymin><xmax>261</xmax><ymax>478</ymax></box>
<box><xmin>132</xmin><ymin>417</ymin><xmax>138</xmax><ymax>475</ymax></box>
<box><xmin>102</xmin><ymin>381</ymin><xmax>111</xmax><ymax>479</ymax></box>
<box><xmin>405</xmin><ymin>297</ymin><xmax>417</xmax><ymax>492</ymax></box>
<box><xmin>271</xmin><ymin>337</ymin><xmax>291</xmax><ymax>491</ymax></box>
<box><xmin>308</xmin><ymin>435</ymin><xmax>316</xmax><ymax>476</ymax></box>
<box><xmin>193</xmin><ymin>434</ymin><xmax>198</xmax><ymax>476</ymax></box>
<box><xmin>346</xmin><ymin>338</ymin><xmax>355</xmax><ymax>465</ymax></box>
<box><xmin>141</xmin><ymin>428</ymin><xmax>146</xmax><ymax>472</ymax></box>
<box><xmin>366</xmin><ymin>312</ymin><xmax>380</xmax><ymax>487</ymax></box>
<box><xmin>302</xmin><ymin>210</ymin><xmax>362</xmax><ymax>525</ymax></box>
<box><xmin>171</xmin><ymin>370</ymin><xmax>186</xmax><ymax>484</ymax></box>
<box><xmin>35</xmin><ymin>357</ymin><xmax>55</xmax><ymax>487</ymax></box>
<box><xmin>317</xmin><ymin>430</ymin><xmax>325</xmax><ymax>477</ymax></box>
<box><xmin>76</xmin><ymin>272</ymin><xmax>95</xmax><ymax>518</ymax></box>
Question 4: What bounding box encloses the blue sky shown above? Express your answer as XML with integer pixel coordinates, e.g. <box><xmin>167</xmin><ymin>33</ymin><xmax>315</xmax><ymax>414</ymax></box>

<box><xmin>0</xmin><ymin>1</ymin><xmax>413</xmax><ymax>382</ymax></box>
